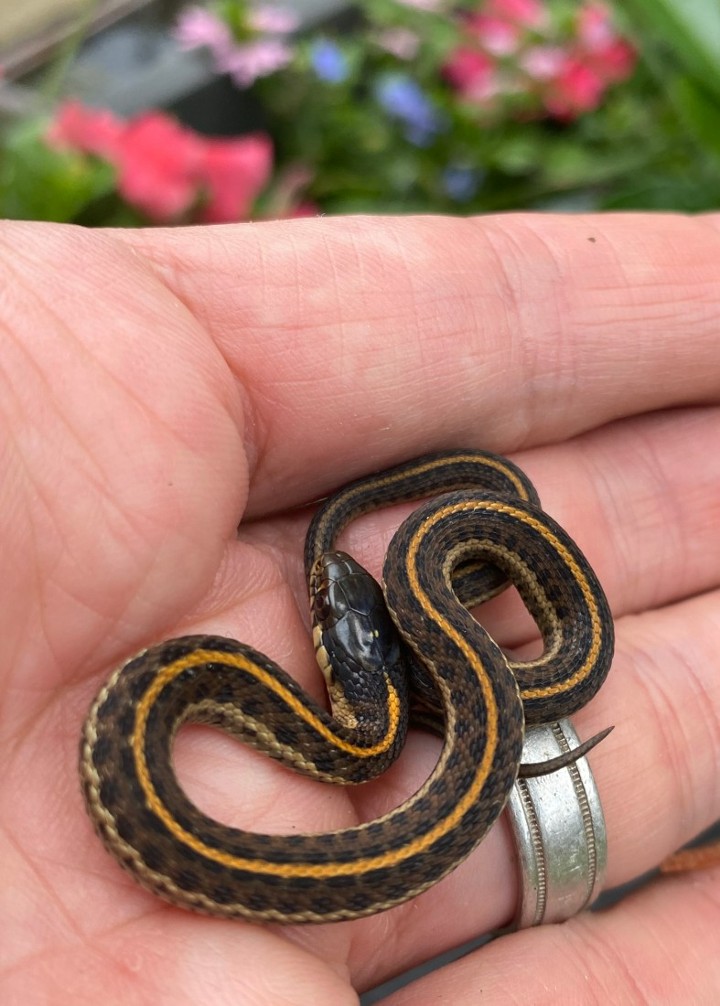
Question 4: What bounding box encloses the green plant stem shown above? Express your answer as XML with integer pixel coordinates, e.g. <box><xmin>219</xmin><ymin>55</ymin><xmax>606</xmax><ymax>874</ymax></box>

<box><xmin>41</xmin><ymin>0</ymin><xmax>102</xmax><ymax>105</ymax></box>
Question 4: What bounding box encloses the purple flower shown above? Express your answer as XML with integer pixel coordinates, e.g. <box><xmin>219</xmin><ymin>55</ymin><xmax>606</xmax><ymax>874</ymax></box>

<box><xmin>309</xmin><ymin>38</ymin><xmax>349</xmax><ymax>84</ymax></box>
<box><xmin>442</xmin><ymin>165</ymin><xmax>483</xmax><ymax>202</ymax></box>
<box><xmin>374</xmin><ymin>73</ymin><xmax>445</xmax><ymax>146</ymax></box>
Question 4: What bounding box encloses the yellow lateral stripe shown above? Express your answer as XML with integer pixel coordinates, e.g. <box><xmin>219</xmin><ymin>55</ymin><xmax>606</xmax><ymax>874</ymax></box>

<box><xmin>443</xmin><ymin>498</ymin><xmax>604</xmax><ymax>700</ymax></box>
<box><xmin>138</xmin><ymin>648</ymin><xmax>401</xmax><ymax>758</ymax></box>
<box><xmin>405</xmin><ymin>506</ymin><xmax>502</xmax><ymax>821</ymax></box>
<box><xmin>131</xmin><ymin>500</ymin><xmax>508</xmax><ymax>877</ymax></box>
<box><xmin>382</xmin><ymin>454</ymin><xmax>531</xmax><ymax>500</ymax></box>
<box><xmin>334</xmin><ymin>454</ymin><xmax>532</xmax><ymax>514</ymax></box>
<box><xmin>129</xmin><ymin>493</ymin><xmax>588</xmax><ymax>881</ymax></box>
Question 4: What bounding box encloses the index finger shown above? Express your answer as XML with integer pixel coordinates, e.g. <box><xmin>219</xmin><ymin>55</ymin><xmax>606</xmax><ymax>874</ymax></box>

<box><xmin>119</xmin><ymin>213</ymin><xmax>720</xmax><ymax>515</ymax></box>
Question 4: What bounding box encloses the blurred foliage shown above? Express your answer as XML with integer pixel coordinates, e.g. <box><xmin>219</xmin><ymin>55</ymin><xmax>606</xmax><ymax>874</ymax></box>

<box><xmin>1</xmin><ymin>0</ymin><xmax>720</xmax><ymax>222</ymax></box>
<box><xmin>0</xmin><ymin>121</ymin><xmax>115</xmax><ymax>222</ymax></box>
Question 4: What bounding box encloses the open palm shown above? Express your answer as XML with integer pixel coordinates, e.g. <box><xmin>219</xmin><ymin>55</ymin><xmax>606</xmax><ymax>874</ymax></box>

<box><xmin>2</xmin><ymin>214</ymin><xmax>719</xmax><ymax>1003</ymax></box>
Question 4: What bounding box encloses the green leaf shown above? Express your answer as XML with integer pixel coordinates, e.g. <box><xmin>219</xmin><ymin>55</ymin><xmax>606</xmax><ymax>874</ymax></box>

<box><xmin>623</xmin><ymin>0</ymin><xmax>720</xmax><ymax>100</ymax></box>
<box><xmin>670</xmin><ymin>75</ymin><xmax>720</xmax><ymax>164</ymax></box>
<box><xmin>0</xmin><ymin>119</ymin><xmax>115</xmax><ymax>222</ymax></box>
<box><xmin>601</xmin><ymin>171</ymin><xmax>720</xmax><ymax>211</ymax></box>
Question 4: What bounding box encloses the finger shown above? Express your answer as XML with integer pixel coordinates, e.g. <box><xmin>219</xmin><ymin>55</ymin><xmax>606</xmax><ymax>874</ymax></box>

<box><xmin>68</xmin><ymin>566</ymin><xmax>714</xmax><ymax>988</ymax></box>
<box><xmin>55</xmin><ymin>475</ymin><xmax>718</xmax><ymax>989</ymax></box>
<box><xmin>375</xmin><ymin>869</ymin><xmax>720</xmax><ymax>1004</ymax></box>
<box><xmin>118</xmin><ymin>214</ymin><xmax>720</xmax><ymax>514</ymax></box>
<box><xmin>517</xmin><ymin>405</ymin><xmax>720</xmax><ymax>598</ymax></box>
<box><xmin>0</xmin><ymin>223</ymin><xmax>247</xmax><ymax>687</ymax></box>
<box><xmin>148</xmin><ymin>400</ymin><xmax>720</xmax><ymax>980</ymax></box>
<box><xmin>340</xmin><ymin>585</ymin><xmax>720</xmax><ymax>988</ymax></box>
<box><xmin>600</xmin><ymin>592</ymin><xmax>720</xmax><ymax>880</ymax></box>
<box><xmin>231</xmin><ymin>404</ymin><xmax>720</xmax><ymax>657</ymax></box>
<box><xmin>9</xmin><ymin>216</ymin><xmax>715</xmax><ymax>977</ymax></box>
<box><xmin>0</xmin><ymin>890</ymin><xmax>353</xmax><ymax>1005</ymax></box>
<box><xmin>472</xmin><ymin>403</ymin><xmax>720</xmax><ymax>646</ymax></box>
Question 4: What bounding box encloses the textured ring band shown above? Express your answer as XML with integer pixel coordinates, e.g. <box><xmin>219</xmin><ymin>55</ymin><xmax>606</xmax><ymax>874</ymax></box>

<box><xmin>506</xmin><ymin>718</ymin><xmax>608</xmax><ymax>928</ymax></box>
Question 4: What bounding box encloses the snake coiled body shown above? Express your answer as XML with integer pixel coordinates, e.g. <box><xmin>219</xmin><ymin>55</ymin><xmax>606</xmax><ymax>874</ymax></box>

<box><xmin>80</xmin><ymin>451</ymin><xmax>614</xmax><ymax>923</ymax></box>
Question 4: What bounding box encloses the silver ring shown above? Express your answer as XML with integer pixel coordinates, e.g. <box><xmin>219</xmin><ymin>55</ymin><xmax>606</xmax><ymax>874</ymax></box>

<box><xmin>505</xmin><ymin>718</ymin><xmax>607</xmax><ymax>928</ymax></box>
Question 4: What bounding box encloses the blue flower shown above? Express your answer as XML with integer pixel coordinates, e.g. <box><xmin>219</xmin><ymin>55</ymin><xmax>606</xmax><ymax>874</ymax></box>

<box><xmin>374</xmin><ymin>73</ymin><xmax>445</xmax><ymax>146</ymax></box>
<box><xmin>442</xmin><ymin>165</ymin><xmax>483</xmax><ymax>202</ymax></box>
<box><xmin>309</xmin><ymin>38</ymin><xmax>349</xmax><ymax>84</ymax></box>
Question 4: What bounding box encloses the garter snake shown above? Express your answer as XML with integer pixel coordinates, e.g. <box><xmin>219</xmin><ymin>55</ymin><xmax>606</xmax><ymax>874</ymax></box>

<box><xmin>80</xmin><ymin>450</ymin><xmax>614</xmax><ymax>924</ymax></box>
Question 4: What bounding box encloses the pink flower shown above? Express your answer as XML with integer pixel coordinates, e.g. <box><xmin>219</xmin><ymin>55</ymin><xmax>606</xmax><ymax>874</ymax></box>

<box><xmin>46</xmin><ymin>101</ymin><xmax>272</xmax><ymax>222</ymax></box>
<box><xmin>113</xmin><ymin>113</ymin><xmax>204</xmax><ymax>219</ymax></box>
<box><xmin>47</xmin><ymin>100</ymin><xmax>123</xmax><ymax>159</ymax></box>
<box><xmin>578</xmin><ymin>3</ymin><xmax>618</xmax><ymax>51</ymax></box>
<box><xmin>540</xmin><ymin>4</ymin><xmax>634</xmax><ymax>118</ymax></box>
<box><xmin>484</xmin><ymin>0</ymin><xmax>546</xmax><ymax>29</ymax></box>
<box><xmin>467</xmin><ymin>15</ymin><xmax>522</xmax><ymax>57</ymax></box>
<box><xmin>444</xmin><ymin>48</ymin><xmax>497</xmax><ymax>103</ymax></box>
<box><xmin>445</xmin><ymin>0</ymin><xmax>546</xmax><ymax>106</ymax></box>
<box><xmin>446</xmin><ymin>0</ymin><xmax>635</xmax><ymax>121</ymax></box>
<box><xmin>543</xmin><ymin>58</ymin><xmax>605</xmax><ymax>118</ymax></box>
<box><xmin>248</xmin><ymin>6</ymin><xmax>298</xmax><ymax>34</ymax></box>
<box><xmin>174</xmin><ymin>6</ymin><xmax>231</xmax><ymax>52</ymax></box>
<box><xmin>175</xmin><ymin>3</ymin><xmax>296</xmax><ymax>47</ymax></box>
<box><xmin>376</xmin><ymin>28</ymin><xmax>421</xmax><ymax>61</ymax></box>
<box><xmin>520</xmin><ymin>45</ymin><xmax>567</xmax><ymax>81</ymax></box>
<box><xmin>217</xmin><ymin>38</ymin><xmax>294</xmax><ymax>87</ymax></box>
<box><xmin>174</xmin><ymin>3</ymin><xmax>296</xmax><ymax>87</ymax></box>
<box><xmin>394</xmin><ymin>0</ymin><xmax>445</xmax><ymax>10</ymax></box>
<box><xmin>199</xmin><ymin>134</ymin><xmax>273</xmax><ymax>222</ymax></box>
<box><xmin>595</xmin><ymin>36</ymin><xmax>634</xmax><ymax>82</ymax></box>
<box><xmin>287</xmin><ymin>202</ymin><xmax>319</xmax><ymax>218</ymax></box>
<box><xmin>577</xmin><ymin>3</ymin><xmax>635</xmax><ymax>81</ymax></box>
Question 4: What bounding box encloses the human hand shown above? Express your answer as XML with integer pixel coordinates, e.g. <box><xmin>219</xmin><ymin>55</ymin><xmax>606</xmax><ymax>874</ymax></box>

<box><xmin>1</xmin><ymin>214</ymin><xmax>718</xmax><ymax>1003</ymax></box>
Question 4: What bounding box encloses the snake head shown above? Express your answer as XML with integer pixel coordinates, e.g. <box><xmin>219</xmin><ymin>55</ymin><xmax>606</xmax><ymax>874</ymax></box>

<box><xmin>309</xmin><ymin>551</ymin><xmax>404</xmax><ymax>726</ymax></box>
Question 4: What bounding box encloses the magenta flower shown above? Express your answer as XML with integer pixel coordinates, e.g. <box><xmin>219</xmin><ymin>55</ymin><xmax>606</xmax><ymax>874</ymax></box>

<box><xmin>577</xmin><ymin>3</ymin><xmax>635</xmax><ymax>82</ymax></box>
<box><xmin>445</xmin><ymin>0</ymin><xmax>634</xmax><ymax>121</ymax></box>
<box><xmin>543</xmin><ymin>59</ymin><xmax>606</xmax><ymax>118</ymax></box>
<box><xmin>485</xmin><ymin>0</ymin><xmax>546</xmax><ymax>28</ymax></box>
<box><xmin>543</xmin><ymin>4</ymin><xmax>635</xmax><ymax>118</ymax></box>
<box><xmin>443</xmin><ymin>48</ymin><xmax>498</xmax><ymax>104</ymax></box>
